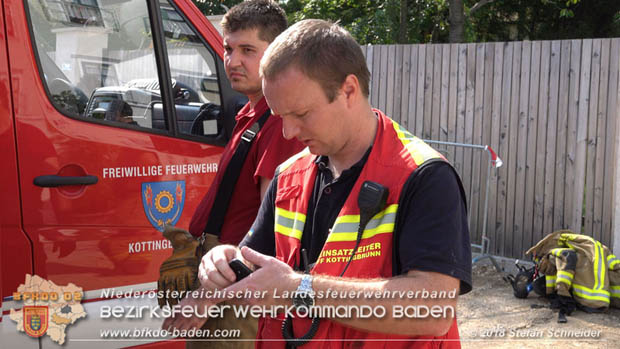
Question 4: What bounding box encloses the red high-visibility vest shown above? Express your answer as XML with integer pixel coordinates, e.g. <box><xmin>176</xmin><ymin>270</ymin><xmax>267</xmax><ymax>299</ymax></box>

<box><xmin>256</xmin><ymin>111</ymin><xmax>462</xmax><ymax>348</ymax></box>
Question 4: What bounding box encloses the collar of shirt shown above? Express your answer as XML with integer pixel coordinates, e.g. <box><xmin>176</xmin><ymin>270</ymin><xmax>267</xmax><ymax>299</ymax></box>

<box><xmin>235</xmin><ymin>96</ymin><xmax>269</xmax><ymax>122</ymax></box>
<box><xmin>314</xmin><ymin>146</ymin><xmax>373</xmax><ymax>182</ymax></box>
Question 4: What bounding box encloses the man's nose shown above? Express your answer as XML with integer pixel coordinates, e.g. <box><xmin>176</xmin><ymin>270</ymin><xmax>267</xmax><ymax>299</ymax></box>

<box><xmin>225</xmin><ymin>50</ymin><xmax>241</xmax><ymax>68</ymax></box>
<box><xmin>281</xmin><ymin>117</ymin><xmax>300</xmax><ymax>140</ymax></box>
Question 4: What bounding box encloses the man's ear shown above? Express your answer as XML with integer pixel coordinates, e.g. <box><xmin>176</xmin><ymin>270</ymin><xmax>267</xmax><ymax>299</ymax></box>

<box><xmin>341</xmin><ymin>74</ymin><xmax>360</xmax><ymax>107</ymax></box>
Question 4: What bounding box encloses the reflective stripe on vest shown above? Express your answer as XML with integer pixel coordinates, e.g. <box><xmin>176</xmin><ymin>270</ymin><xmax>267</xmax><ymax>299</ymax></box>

<box><xmin>392</xmin><ymin>120</ymin><xmax>444</xmax><ymax>165</ymax></box>
<box><xmin>275</xmin><ymin>207</ymin><xmax>306</xmax><ymax>240</ymax></box>
<box><xmin>325</xmin><ymin>204</ymin><xmax>398</xmax><ymax>243</ymax></box>
<box><xmin>277</xmin><ymin>148</ymin><xmax>311</xmax><ymax>174</ymax></box>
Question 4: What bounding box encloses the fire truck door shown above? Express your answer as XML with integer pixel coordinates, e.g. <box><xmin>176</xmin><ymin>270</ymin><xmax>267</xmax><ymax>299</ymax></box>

<box><xmin>6</xmin><ymin>0</ymin><xmax>239</xmax><ymax>347</ymax></box>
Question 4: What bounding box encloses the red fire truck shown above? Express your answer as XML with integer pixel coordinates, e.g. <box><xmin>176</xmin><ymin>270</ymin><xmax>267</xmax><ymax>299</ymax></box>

<box><xmin>1</xmin><ymin>0</ymin><xmax>244</xmax><ymax>347</ymax></box>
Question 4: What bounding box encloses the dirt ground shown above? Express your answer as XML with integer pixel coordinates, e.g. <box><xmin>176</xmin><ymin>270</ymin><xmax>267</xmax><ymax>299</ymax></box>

<box><xmin>458</xmin><ymin>258</ymin><xmax>620</xmax><ymax>348</ymax></box>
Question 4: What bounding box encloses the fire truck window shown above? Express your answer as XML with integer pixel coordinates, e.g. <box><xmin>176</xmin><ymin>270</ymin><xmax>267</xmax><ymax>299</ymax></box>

<box><xmin>25</xmin><ymin>0</ymin><xmax>165</xmax><ymax>130</ymax></box>
<box><xmin>158</xmin><ymin>0</ymin><xmax>221</xmax><ymax>137</ymax></box>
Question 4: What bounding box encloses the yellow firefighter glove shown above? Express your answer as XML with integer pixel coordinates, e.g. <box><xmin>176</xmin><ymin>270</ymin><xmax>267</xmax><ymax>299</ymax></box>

<box><xmin>158</xmin><ymin>225</ymin><xmax>201</xmax><ymax>308</ymax></box>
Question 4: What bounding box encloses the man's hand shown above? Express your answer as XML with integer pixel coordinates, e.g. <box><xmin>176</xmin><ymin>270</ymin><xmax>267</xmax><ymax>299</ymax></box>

<box><xmin>198</xmin><ymin>244</ymin><xmax>243</xmax><ymax>291</ymax></box>
<box><xmin>222</xmin><ymin>247</ymin><xmax>299</xmax><ymax>306</ymax></box>
<box><xmin>161</xmin><ymin>291</ymin><xmax>210</xmax><ymax>332</ymax></box>
<box><xmin>158</xmin><ymin>225</ymin><xmax>200</xmax><ymax>308</ymax></box>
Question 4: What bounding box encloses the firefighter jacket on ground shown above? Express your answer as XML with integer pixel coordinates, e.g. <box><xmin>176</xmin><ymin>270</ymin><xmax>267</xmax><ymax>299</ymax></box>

<box><xmin>256</xmin><ymin>110</ymin><xmax>461</xmax><ymax>348</ymax></box>
<box><xmin>526</xmin><ymin>230</ymin><xmax>620</xmax><ymax>310</ymax></box>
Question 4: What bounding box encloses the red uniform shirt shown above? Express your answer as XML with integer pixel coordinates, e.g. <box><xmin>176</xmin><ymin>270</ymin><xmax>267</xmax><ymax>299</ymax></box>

<box><xmin>189</xmin><ymin>97</ymin><xmax>304</xmax><ymax>244</ymax></box>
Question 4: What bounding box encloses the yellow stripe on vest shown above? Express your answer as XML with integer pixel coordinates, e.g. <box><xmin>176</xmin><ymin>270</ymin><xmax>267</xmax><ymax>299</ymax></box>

<box><xmin>391</xmin><ymin>121</ymin><xmax>442</xmax><ymax>166</ymax></box>
<box><xmin>326</xmin><ymin>204</ymin><xmax>398</xmax><ymax>243</ymax></box>
<box><xmin>277</xmin><ymin>148</ymin><xmax>311</xmax><ymax>173</ymax></box>
<box><xmin>274</xmin><ymin>207</ymin><xmax>307</xmax><ymax>240</ymax></box>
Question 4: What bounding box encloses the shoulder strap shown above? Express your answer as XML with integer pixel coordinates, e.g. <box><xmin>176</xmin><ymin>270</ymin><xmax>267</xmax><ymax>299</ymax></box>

<box><xmin>204</xmin><ymin>109</ymin><xmax>271</xmax><ymax>237</ymax></box>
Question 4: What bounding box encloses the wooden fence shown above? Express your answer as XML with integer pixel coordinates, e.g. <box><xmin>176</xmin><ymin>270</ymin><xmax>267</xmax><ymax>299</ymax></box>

<box><xmin>362</xmin><ymin>39</ymin><xmax>620</xmax><ymax>258</ymax></box>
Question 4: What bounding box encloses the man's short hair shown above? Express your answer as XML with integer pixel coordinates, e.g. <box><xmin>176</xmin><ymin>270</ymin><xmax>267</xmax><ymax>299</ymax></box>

<box><xmin>260</xmin><ymin>19</ymin><xmax>370</xmax><ymax>102</ymax></box>
<box><xmin>221</xmin><ymin>0</ymin><xmax>287</xmax><ymax>43</ymax></box>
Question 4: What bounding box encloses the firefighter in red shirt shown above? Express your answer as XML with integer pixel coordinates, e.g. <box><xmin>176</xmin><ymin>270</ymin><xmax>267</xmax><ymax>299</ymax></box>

<box><xmin>158</xmin><ymin>1</ymin><xmax>302</xmax><ymax>347</ymax></box>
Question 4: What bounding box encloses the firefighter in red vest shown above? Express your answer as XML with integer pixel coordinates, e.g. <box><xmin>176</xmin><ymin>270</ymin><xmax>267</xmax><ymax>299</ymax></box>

<box><xmin>166</xmin><ymin>19</ymin><xmax>472</xmax><ymax>348</ymax></box>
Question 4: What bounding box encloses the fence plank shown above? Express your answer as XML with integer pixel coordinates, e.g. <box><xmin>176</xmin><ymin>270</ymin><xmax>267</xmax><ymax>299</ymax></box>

<box><xmin>386</xmin><ymin>45</ymin><xmax>396</xmax><ymax>118</ymax></box>
<box><xmin>379</xmin><ymin>45</ymin><xmax>390</xmax><ymax>113</ymax></box>
<box><xmin>594</xmin><ymin>39</ymin><xmax>611</xmax><ymax>240</ymax></box>
<box><xmin>462</xmin><ymin>44</ymin><xmax>476</xmax><ymax>232</ymax></box>
<box><xmin>407</xmin><ymin>45</ymin><xmax>419</xmax><ymax>132</ymax></box>
<box><xmin>524</xmin><ymin>41</ymin><xmax>541</xmax><ymax>251</ymax></box>
<box><xmin>512</xmin><ymin>41</ymin><xmax>529</xmax><ymax>257</ymax></box>
<box><xmin>489</xmin><ymin>43</ymin><xmax>503</xmax><ymax>254</ymax></box>
<box><xmin>448</xmin><ymin>44</ymin><xmax>459</xmax><ymax>145</ymax></box>
<box><xmin>431</xmin><ymin>45</ymin><xmax>442</xmax><ymax>141</ymax></box>
<box><xmin>534</xmin><ymin>41</ymin><xmax>551</xmax><ymax>242</ymax></box>
<box><xmin>470</xmin><ymin>43</ymin><xmax>485</xmax><ymax>241</ymax></box>
<box><xmin>398</xmin><ymin>45</ymin><xmax>411</xmax><ymax>129</ymax></box>
<box><xmin>506</xmin><ymin>41</ymin><xmax>522</xmax><ymax>257</ymax></box>
<box><xmin>423</xmin><ymin>45</ymin><xmax>434</xmax><ymax>139</ymax></box>
<box><xmin>554</xmin><ymin>41</ymin><xmax>572</xmax><ymax>230</ymax></box>
<box><xmin>544</xmin><ymin>41</ymin><xmax>562</xmax><ymax>236</ymax></box>
<box><xmin>392</xmin><ymin>45</ymin><xmax>403</xmax><ymax>123</ymax></box>
<box><xmin>602</xmin><ymin>38</ymin><xmax>620</xmax><ymax>245</ymax></box>
<box><xmin>497</xmin><ymin>42</ymin><xmax>513</xmax><ymax>257</ymax></box>
<box><xmin>564</xmin><ymin>40</ymin><xmax>583</xmax><ymax>233</ymax></box>
<box><xmin>585</xmin><ymin>39</ymin><xmax>602</xmax><ymax>239</ymax></box>
<box><xmin>369</xmin><ymin>45</ymin><xmax>379</xmax><ymax>107</ymax></box>
<box><xmin>440</xmin><ymin>45</ymin><xmax>451</xmax><ymax>142</ymax></box>
<box><xmin>572</xmin><ymin>40</ymin><xmax>592</xmax><ymax>234</ymax></box>
<box><xmin>485</xmin><ymin>43</ymin><xmax>504</xmax><ymax>254</ymax></box>
<box><xmin>415</xmin><ymin>45</ymin><xmax>426</xmax><ymax>136</ymax></box>
<box><xmin>455</xmin><ymin>44</ymin><xmax>467</xmax><ymax>183</ymax></box>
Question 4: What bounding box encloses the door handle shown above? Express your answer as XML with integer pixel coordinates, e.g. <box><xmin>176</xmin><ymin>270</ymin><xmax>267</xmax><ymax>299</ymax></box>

<box><xmin>33</xmin><ymin>175</ymin><xmax>98</xmax><ymax>187</ymax></box>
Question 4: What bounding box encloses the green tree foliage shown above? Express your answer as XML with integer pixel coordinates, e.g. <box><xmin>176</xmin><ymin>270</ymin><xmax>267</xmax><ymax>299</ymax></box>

<box><xmin>192</xmin><ymin>0</ymin><xmax>242</xmax><ymax>16</ymax></box>
<box><xmin>467</xmin><ymin>0</ymin><xmax>620</xmax><ymax>42</ymax></box>
<box><xmin>192</xmin><ymin>1</ymin><xmax>620</xmax><ymax>43</ymax></box>
<box><xmin>280</xmin><ymin>0</ymin><xmax>449</xmax><ymax>44</ymax></box>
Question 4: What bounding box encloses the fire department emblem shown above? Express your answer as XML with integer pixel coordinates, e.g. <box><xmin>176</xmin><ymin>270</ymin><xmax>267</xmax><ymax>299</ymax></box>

<box><xmin>23</xmin><ymin>306</ymin><xmax>48</xmax><ymax>338</ymax></box>
<box><xmin>142</xmin><ymin>180</ymin><xmax>186</xmax><ymax>231</ymax></box>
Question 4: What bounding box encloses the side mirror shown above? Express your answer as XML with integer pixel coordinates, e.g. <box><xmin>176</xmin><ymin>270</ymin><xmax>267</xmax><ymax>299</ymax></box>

<box><xmin>91</xmin><ymin>108</ymin><xmax>106</xmax><ymax>119</ymax></box>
